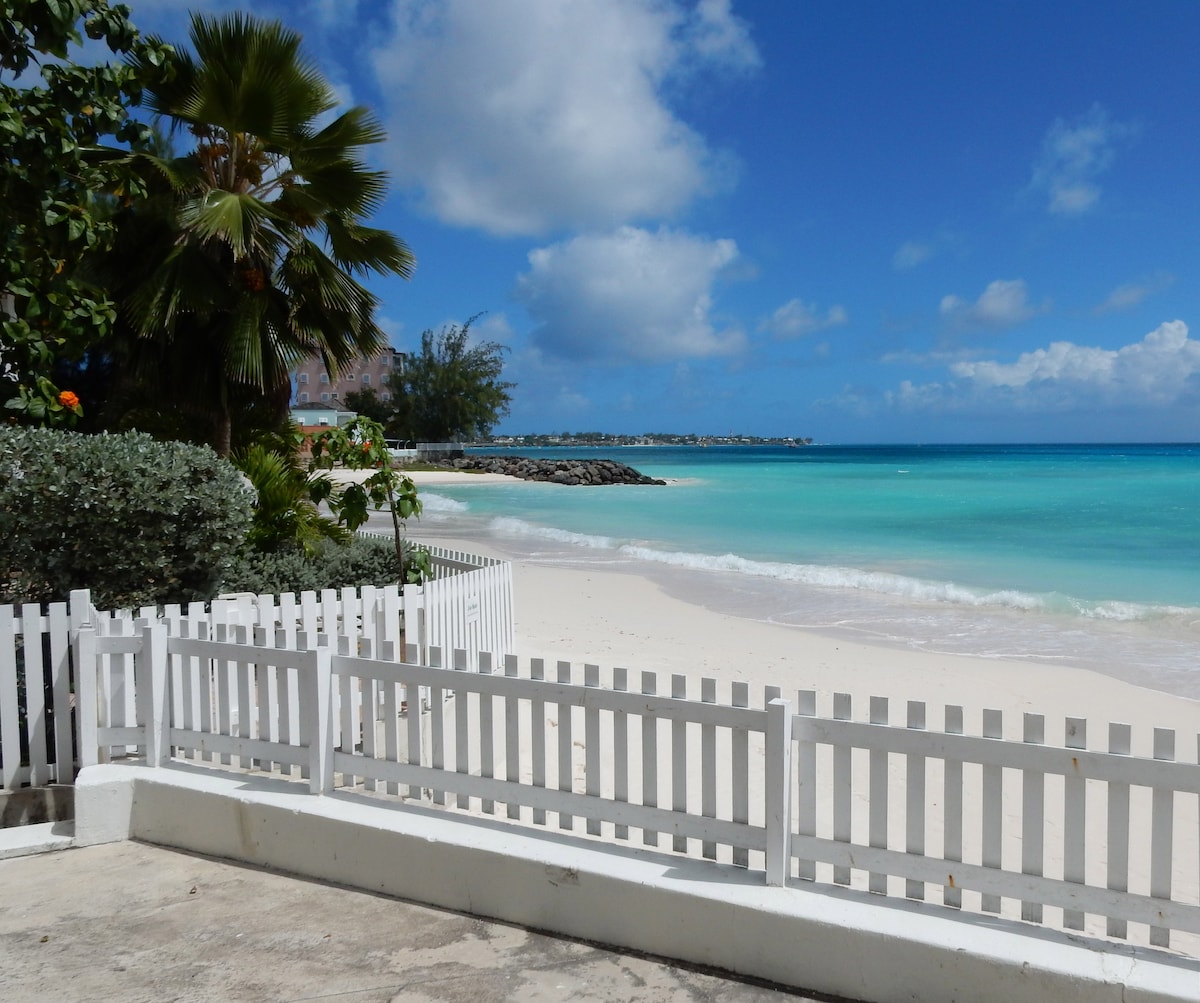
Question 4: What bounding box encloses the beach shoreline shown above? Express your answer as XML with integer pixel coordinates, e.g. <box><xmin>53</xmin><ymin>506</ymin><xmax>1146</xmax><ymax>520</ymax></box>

<box><xmin>370</xmin><ymin>470</ymin><xmax>1200</xmax><ymax>742</ymax></box>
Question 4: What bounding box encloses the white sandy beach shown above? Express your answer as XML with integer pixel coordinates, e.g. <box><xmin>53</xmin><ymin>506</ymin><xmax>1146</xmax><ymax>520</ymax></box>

<box><xmin>397</xmin><ymin>469</ymin><xmax>1200</xmax><ymax>746</ymax></box>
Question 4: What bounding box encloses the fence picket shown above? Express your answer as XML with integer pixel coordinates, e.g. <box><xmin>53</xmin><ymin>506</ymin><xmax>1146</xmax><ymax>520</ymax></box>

<box><xmin>1021</xmin><ymin>714</ymin><xmax>1046</xmax><ymax>923</ymax></box>
<box><xmin>944</xmin><ymin>705</ymin><xmax>964</xmax><ymax>909</ymax></box>
<box><xmin>795</xmin><ymin>689</ymin><xmax>817</xmax><ymax>881</ymax></box>
<box><xmin>1063</xmin><ymin>716</ymin><xmax>1087</xmax><ymax>930</ymax></box>
<box><xmin>1150</xmin><ymin>728</ymin><xmax>1176</xmax><ymax>948</ymax></box>
<box><xmin>22</xmin><ymin>604</ymin><xmax>48</xmax><ymax>786</ymax></box>
<box><xmin>732</xmin><ymin>681</ymin><xmax>750</xmax><ymax>868</ymax></box>
<box><xmin>906</xmin><ymin>701</ymin><xmax>927</xmax><ymax>901</ymax></box>
<box><xmin>454</xmin><ymin>648</ymin><xmax>470</xmax><ymax>809</ymax></box>
<box><xmin>613</xmin><ymin>667</ymin><xmax>629</xmax><ymax>840</ymax></box>
<box><xmin>47</xmin><ymin>603</ymin><xmax>71</xmax><ymax>783</ymax></box>
<box><xmin>1107</xmin><ymin>723</ymin><xmax>1132</xmax><ymax>939</ymax></box>
<box><xmin>429</xmin><ymin>646</ymin><xmax>445</xmax><ymax>805</ymax></box>
<box><xmin>868</xmin><ymin>696</ymin><xmax>889</xmax><ymax>894</ymax></box>
<box><xmin>832</xmin><ymin>692</ymin><xmax>852</xmax><ymax>886</ymax></box>
<box><xmin>585</xmin><ymin>664</ymin><xmax>601</xmax><ymax>836</ymax></box>
<box><xmin>701</xmin><ymin>676</ymin><xmax>717</xmax><ymax>860</ymax></box>
<box><xmin>531</xmin><ymin>658</ymin><xmax>546</xmax><ymax>826</ymax></box>
<box><xmin>479</xmin><ymin>651</ymin><xmax>495</xmax><ymax>815</ymax></box>
<box><xmin>557</xmin><ymin>661</ymin><xmax>574</xmax><ymax>830</ymax></box>
<box><xmin>642</xmin><ymin>670</ymin><xmax>658</xmax><ymax>847</ymax></box>
<box><xmin>505</xmin><ymin>654</ymin><xmax>520</xmax><ymax>820</ymax></box>
<box><xmin>672</xmin><ymin>674</ymin><xmax>688</xmax><ymax>853</ymax></box>
<box><xmin>0</xmin><ymin>605</ymin><xmax>19</xmax><ymax>790</ymax></box>
<box><xmin>981</xmin><ymin>709</ymin><xmax>1003</xmax><ymax>914</ymax></box>
<box><xmin>405</xmin><ymin>646</ymin><xmax>423</xmax><ymax>799</ymax></box>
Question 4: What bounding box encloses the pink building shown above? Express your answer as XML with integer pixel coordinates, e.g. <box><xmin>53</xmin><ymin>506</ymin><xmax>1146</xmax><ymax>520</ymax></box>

<box><xmin>292</xmin><ymin>348</ymin><xmax>406</xmax><ymax>405</ymax></box>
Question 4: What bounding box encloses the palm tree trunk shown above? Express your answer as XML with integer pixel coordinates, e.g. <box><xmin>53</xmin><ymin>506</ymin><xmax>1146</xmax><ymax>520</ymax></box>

<box><xmin>215</xmin><ymin>408</ymin><xmax>233</xmax><ymax>458</ymax></box>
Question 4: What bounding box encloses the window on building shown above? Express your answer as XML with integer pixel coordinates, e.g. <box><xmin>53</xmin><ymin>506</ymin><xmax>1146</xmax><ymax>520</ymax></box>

<box><xmin>320</xmin><ymin>373</ymin><xmax>329</xmax><ymax>384</ymax></box>
<box><xmin>381</xmin><ymin>392</ymin><xmax>391</xmax><ymax>402</ymax></box>
<box><xmin>320</xmin><ymin>392</ymin><xmax>330</xmax><ymax>402</ymax></box>
<box><xmin>361</xmin><ymin>373</ymin><xmax>371</xmax><ymax>385</ymax></box>
<box><xmin>298</xmin><ymin>373</ymin><xmax>308</xmax><ymax>384</ymax></box>
<box><xmin>299</xmin><ymin>392</ymin><xmax>309</xmax><ymax>403</ymax></box>
<box><xmin>331</xmin><ymin>392</ymin><xmax>338</xmax><ymax>400</ymax></box>
<box><xmin>319</xmin><ymin>417</ymin><xmax>329</xmax><ymax>426</ymax></box>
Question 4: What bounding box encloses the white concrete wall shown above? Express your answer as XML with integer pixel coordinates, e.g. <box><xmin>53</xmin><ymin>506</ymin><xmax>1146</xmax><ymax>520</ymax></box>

<box><xmin>75</xmin><ymin>764</ymin><xmax>1198</xmax><ymax>1003</ymax></box>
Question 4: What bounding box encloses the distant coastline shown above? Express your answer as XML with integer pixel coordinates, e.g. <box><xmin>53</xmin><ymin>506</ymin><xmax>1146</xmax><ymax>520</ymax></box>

<box><xmin>471</xmin><ymin>432</ymin><xmax>814</xmax><ymax>448</ymax></box>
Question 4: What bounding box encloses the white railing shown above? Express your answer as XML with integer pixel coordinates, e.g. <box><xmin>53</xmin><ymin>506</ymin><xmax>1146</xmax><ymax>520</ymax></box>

<box><xmin>72</xmin><ymin>617</ymin><xmax>1200</xmax><ymax>957</ymax></box>
<box><xmin>791</xmin><ymin>693</ymin><xmax>1200</xmax><ymax>951</ymax></box>
<box><xmin>0</xmin><ymin>544</ymin><xmax>513</xmax><ymax>793</ymax></box>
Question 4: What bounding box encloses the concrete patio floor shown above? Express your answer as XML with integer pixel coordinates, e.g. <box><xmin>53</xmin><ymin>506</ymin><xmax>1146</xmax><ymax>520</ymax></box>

<box><xmin>0</xmin><ymin>840</ymin><xmax>847</xmax><ymax>1002</ymax></box>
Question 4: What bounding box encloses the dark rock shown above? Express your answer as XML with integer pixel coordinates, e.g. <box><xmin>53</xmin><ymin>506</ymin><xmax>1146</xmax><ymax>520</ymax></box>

<box><xmin>449</xmin><ymin>455</ymin><xmax>666</xmax><ymax>485</ymax></box>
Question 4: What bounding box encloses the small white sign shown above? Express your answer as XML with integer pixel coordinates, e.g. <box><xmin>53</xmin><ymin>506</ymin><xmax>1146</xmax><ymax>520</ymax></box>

<box><xmin>465</xmin><ymin>595</ymin><xmax>480</xmax><ymax>624</ymax></box>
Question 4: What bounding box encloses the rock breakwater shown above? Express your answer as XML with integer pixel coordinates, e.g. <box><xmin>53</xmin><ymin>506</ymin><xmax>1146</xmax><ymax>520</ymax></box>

<box><xmin>449</xmin><ymin>455</ymin><xmax>666</xmax><ymax>486</ymax></box>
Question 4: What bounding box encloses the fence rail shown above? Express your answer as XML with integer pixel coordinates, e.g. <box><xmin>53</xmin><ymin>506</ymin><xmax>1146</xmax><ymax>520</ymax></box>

<box><xmin>0</xmin><ymin>544</ymin><xmax>513</xmax><ymax>796</ymax></box>
<box><xmin>72</xmin><ymin>615</ymin><xmax>1200</xmax><ymax>957</ymax></box>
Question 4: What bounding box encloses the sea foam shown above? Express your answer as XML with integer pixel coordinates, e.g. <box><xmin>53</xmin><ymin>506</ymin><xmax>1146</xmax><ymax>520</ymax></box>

<box><xmin>419</xmin><ymin>492</ymin><xmax>469</xmax><ymax>514</ymax></box>
<box><xmin>488</xmin><ymin>517</ymin><xmax>1195</xmax><ymax>624</ymax></box>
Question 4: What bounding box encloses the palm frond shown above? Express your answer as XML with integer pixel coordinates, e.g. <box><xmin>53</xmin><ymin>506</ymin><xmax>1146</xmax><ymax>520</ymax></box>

<box><xmin>324</xmin><ymin>217</ymin><xmax>416</xmax><ymax>279</ymax></box>
<box><xmin>177</xmin><ymin>190</ymin><xmax>286</xmax><ymax>259</ymax></box>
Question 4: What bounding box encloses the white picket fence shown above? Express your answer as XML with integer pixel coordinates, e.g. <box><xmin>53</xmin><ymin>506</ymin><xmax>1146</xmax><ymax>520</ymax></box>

<box><xmin>0</xmin><ymin>545</ymin><xmax>513</xmax><ymax>793</ymax></box>
<box><xmin>73</xmin><ymin>616</ymin><xmax>1200</xmax><ymax>958</ymax></box>
<box><xmin>0</xmin><ymin>600</ymin><xmax>88</xmax><ymax>790</ymax></box>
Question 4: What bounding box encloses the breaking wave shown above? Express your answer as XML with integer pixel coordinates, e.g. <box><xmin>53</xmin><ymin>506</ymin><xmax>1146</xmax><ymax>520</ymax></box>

<box><xmin>488</xmin><ymin>517</ymin><xmax>1197</xmax><ymax>624</ymax></box>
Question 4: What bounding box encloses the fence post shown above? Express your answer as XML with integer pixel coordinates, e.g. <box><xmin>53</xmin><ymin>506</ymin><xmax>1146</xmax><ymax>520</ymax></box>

<box><xmin>75</xmin><ymin>624</ymin><xmax>99</xmax><ymax>769</ymax></box>
<box><xmin>308</xmin><ymin>645</ymin><xmax>333</xmax><ymax>795</ymax></box>
<box><xmin>765</xmin><ymin>697</ymin><xmax>793</xmax><ymax>887</ymax></box>
<box><xmin>142</xmin><ymin>620</ymin><xmax>170</xmax><ymax>767</ymax></box>
<box><xmin>68</xmin><ymin>589</ymin><xmax>93</xmax><ymax>631</ymax></box>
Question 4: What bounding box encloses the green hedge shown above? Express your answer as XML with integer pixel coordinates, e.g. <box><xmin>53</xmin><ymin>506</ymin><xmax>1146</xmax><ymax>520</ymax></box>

<box><xmin>220</xmin><ymin>535</ymin><xmax>410</xmax><ymax>595</ymax></box>
<box><xmin>0</xmin><ymin>426</ymin><xmax>253</xmax><ymax>608</ymax></box>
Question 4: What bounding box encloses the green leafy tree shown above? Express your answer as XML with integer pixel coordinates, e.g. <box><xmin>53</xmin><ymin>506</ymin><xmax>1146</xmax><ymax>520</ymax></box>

<box><xmin>112</xmin><ymin>12</ymin><xmax>414</xmax><ymax>456</ymax></box>
<box><xmin>343</xmin><ymin>387</ymin><xmax>392</xmax><ymax>425</ymax></box>
<box><xmin>385</xmin><ymin>315</ymin><xmax>514</xmax><ymax>443</ymax></box>
<box><xmin>0</xmin><ymin>0</ymin><xmax>172</xmax><ymax>423</ymax></box>
<box><xmin>307</xmin><ymin>416</ymin><xmax>429</xmax><ymax>583</ymax></box>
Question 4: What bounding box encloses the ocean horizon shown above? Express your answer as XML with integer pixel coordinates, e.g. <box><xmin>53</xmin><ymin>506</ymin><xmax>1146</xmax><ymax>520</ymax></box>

<box><xmin>414</xmin><ymin>443</ymin><xmax>1200</xmax><ymax>699</ymax></box>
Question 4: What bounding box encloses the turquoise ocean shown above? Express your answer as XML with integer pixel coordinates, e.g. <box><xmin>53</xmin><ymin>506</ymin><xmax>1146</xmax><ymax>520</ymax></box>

<box><xmin>414</xmin><ymin>444</ymin><xmax>1200</xmax><ymax>698</ymax></box>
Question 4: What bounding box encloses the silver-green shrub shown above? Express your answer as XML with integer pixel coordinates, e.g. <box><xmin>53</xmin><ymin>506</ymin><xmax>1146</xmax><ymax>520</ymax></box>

<box><xmin>0</xmin><ymin>427</ymin><xmax>254</xmax><ymax>608</ymax></box>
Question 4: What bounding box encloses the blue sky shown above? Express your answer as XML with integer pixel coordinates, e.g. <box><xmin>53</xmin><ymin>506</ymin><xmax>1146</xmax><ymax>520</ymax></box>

<box><xmin>125</xmin><ymin>1</ymin><xmax>1200</xmax><ymax>442</ymax></box>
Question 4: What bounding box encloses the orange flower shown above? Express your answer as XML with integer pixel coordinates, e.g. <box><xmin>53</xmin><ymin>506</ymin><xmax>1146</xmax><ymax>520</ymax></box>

<box><xmin>57</xmin><ymin>390</ymin><xmax>80</xmax><ymax>409</ymax></box>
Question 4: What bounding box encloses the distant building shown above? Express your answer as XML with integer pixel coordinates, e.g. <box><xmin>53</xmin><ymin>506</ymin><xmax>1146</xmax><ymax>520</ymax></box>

<box><xmin>288</xmin><ymin>400</ymin><xmax>358</xmax><ymax>429</ymax></box>
<box><xmin>292</xmin><ymin>348</ymin><xmax>405</xmax><ymax>406</ymax></box>
<box><xmin>288</xmin><ymin>401</ymin><xmax>360</xmax><ymax>458</ymax></box>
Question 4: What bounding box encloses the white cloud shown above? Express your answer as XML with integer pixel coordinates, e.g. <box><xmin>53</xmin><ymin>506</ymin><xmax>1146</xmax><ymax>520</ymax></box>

<box><xmin>940</xmin><ymin>279</ymin><xmax>1043</xmax><ymax>333</ymax></box>
<box><xmin>762</xmin><ymin>299</ymin><xmax>848</xmax><ymax>339</ymax></box>
<box><xmin>371</xmin><ymin>0</ymin><xmax>757</xmax><ymax>235</ymax></box>
<box><xmin>682</xmin><ymin>0</ymin><xmax>761</xmax><ymax>70</ymax></box>
<box><xmin>1094</xmin><ymin>274</ymin><xmax>1174</xmax><ymax>315</ymax></box>
<box><xmin>514</xmin><ymin>226</ymin><xmax>745</xmax><ymax>363</ymax></box>
<box><xmin>887</xmin><ymin>321</ymin><xmax>1200</xmax><ymax>414</ymax></box>
<box><xmin>952</xmin><ymin>320</ymin><xmax>1200</xmax><ymax>401</ymax></box>
<box><xmin>1028</xmin><ymin>105</ymin><xmax>1135</xmax><ymax>216</ymax></box>
<box><xmin>892</xmin><ymin>241</ymin><xmax>933</xmax><ymax>270</ymax></box>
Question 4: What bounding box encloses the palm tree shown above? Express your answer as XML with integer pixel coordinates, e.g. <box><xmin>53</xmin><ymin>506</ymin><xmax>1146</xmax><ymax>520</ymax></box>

<box><xmin>116</xmin><ymin>12</ymin><xmax>414</xmax><ymax>456</ymax></box>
